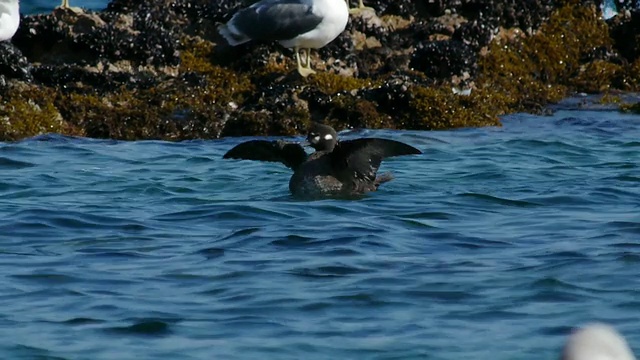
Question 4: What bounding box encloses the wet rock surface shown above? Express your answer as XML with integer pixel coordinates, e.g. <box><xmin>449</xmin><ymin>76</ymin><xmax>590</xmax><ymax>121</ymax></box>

<box><xmin>0</xmin><ymin>42</ymin><xmax>32</xmax><ymax>85</ymax></box>
<box><xmin>1</xmin><ymin>0</ymin><xmax>639</xmax><ymax>140</ymax></box>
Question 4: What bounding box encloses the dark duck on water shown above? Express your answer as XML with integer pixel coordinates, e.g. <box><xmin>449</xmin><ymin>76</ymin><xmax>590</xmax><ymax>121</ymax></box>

<box><xmin>223</xmin><ymin>123</ymin><xmax>422</xmax><ymax>198</ymax></box>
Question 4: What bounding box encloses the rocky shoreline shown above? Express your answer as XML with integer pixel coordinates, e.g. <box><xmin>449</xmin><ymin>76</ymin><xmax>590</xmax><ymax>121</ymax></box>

<box><xmin>0</xmin><ymin>0</ymin><xmax>639</xmax><ymax>141</ymax></box>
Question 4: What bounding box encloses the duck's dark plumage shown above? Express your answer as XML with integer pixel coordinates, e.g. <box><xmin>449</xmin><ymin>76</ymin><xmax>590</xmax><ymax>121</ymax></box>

<box><xmin>222</xmin><ymin>139</ymin><xmax>307</xmax><ymax>170</ymax></box>
<box><xmin>329</xmin><ymin>137</ymin><xmax>422</xmax><ymax>184</ymax></box>
<box><xmin>223</xmin><ymin>123</ymin><xmax>421</xmax><ymax>198</ymax></box>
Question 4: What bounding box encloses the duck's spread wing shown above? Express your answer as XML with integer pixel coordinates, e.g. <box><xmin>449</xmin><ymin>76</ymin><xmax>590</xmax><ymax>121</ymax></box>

<box><xmin>331</xmin><ymin>138</ymin><xmax>422</xmax><ymax>182</ymax></box>
<box><xmin>223</xmin><ymin>140</ymin><xmax>307</xmax><ymax>170</ymax></box>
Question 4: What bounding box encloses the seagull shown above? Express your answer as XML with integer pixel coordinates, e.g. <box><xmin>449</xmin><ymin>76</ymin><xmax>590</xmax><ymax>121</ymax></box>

<box><xmin>0</xmin><ymin>0</ymin><xmax>19</xmax><ymax>42</ymax></box>
<box><xmin>562</xmin><ymin>323</ymin><xmax>636</xmax><ymax>360</ymax></box>
<box><xmin>218</xmin><ymin>0</ymin><xmax>349</xmax><ymax>77</ymax></box>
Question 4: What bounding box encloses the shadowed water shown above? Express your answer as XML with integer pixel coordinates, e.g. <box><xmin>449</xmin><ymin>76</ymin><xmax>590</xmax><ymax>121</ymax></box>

<box><xmin>0</xmin><ymin>110</ymin><xmax>639</xmax><ymax>359</ymax></box>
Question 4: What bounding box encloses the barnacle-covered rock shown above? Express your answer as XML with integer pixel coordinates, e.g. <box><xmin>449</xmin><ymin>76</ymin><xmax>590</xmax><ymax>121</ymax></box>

<box><xmin>2</xmin><ymin>0</ymin><xmax>640</xmax><ymax>140</ymax></box>
<box><xmin>411</xmin><ymin>40</ymin><xmax>477</xmax><ymax>80</ymax></box>
<box><xmin>608</xmin><ymin>9</ymin><xmax>640</xmax><ymax>62</ymax></box>
<box><xmin>0</xmin><ymin>42</ymin><xmax>32</xmax><ymax>84</ymax></box>
<box><xmin>452</xmin><ymin>20</ymin><xmax>493</xmax><ymax>52</ymax></box>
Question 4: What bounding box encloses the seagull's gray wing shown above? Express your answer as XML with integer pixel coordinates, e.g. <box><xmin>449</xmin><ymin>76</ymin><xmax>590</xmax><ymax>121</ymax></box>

<box><xmin>229</xmin><ymin>0</ymin><xmax>323</xmax><ymax>41</ymax></box>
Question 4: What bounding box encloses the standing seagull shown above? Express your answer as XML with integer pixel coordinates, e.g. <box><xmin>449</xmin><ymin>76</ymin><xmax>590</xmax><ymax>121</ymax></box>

<box><xmin>0</xmin><ymin>0</ymin><xmax>19</xmax><ymax>42</ymax></box>
<box><xmin>218</xmin><ymin>0</ymin><xmax>349</xmax><ymax>77</ymax></box>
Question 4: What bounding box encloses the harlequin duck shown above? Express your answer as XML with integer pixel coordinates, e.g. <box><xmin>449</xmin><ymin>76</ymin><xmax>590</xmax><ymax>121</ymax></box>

<box><xmin>223</xmin><ymin>123</ymin><xmax>422</xmax><ymax>198</ymax></box>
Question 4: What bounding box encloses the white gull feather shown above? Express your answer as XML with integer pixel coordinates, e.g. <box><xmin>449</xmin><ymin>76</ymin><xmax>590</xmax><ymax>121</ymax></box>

<box><xmin>0</xmin><ymin>0</ymin><xmax>19</xmax><ymax>42</ymax></box>
<box><xmin>563</xmin><ymin>323</ymin><xmax>636</xmax><ymax>360</ymax></box>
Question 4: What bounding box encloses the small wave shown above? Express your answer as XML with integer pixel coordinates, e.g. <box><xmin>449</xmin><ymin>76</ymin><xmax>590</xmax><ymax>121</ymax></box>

<box><xmin>2</xmin><ymin>344</ymin><xmax>68</xmax><ymax>360</ymax></box>
<box><xmin>605</xmin><ymin>221</ymin><xmax>640</xmax><ymax>234</ymax></box>
<box><xmin>504</xmin><ymin>138</ymin><xmax>589</xmax><ymax>152</ymax></box>
<box><xmin>394</xmin><ymin>218</ymin><xmax>439</xmax><ymax>230</ymax></box>
<box><xmin>75</xmin><ymin>250</ymin><xmax>151</xmax><ymax>259</ymax></box>
<box><xmin>11</xmin><ymin>209</ymin><xmax>149</xmax><ymax>231</ymax></box>
<box><xmin>592</xmin><ymin>162</ymin><xmax>636</xmax><ymax>169</ymax></box>
<box><xmin>538</xmin><ymin>325</ymin><xmax>574</xmax><ymax>336</ymax></box>
<box><xmin>606</xmin><ymin>174</ymin><xmax>640</xmax><ymax>182</ymax></box>
<box><xmin>196</xmin><ymin>247</ymin><xmax>226</xmax><ymax>259</ymax></box>
<box><xmin>105</xmin><ymin>319</ymin><xmax>173</xmax><ymax>336</ymax></box>
<box><xmin>450</xmin><ymin>309</ymin><xmax>526</xmax><ymax>321</ymax></box>
<box><xmin>10</xmin><ymin>273</ymin><xmax>82</xmax><ymax>285</ymax></box>
<box><xmin>618</xmin><ymin>253</ymin><xmax>640</xmax><ymax>263</ymax></box>
<box><xmin>217</xmin><ymin>227</ymin><xmax>261</xmax><ymax>241</ymax></box>
<box><xmin>61</xmin><ymin>317</ymin><xmax>105</xmax><ymax>325</ymax></box>
<box><xmin>22</xmin><ymin>133</ymin><xmax>79</xmax><ymax>143</ymax></box>
<box><xmin>289</xmin><ymin>264</ymin><xmax>370</xmax><ymax>278</ymax></box>
<box><xmin>553</xmin><ymin>116</ymin><xmax>598</xmax><ymax>127</ymax></box>
<box><xmin>529</xmin><ymin>276</ymin><xmax>588</xmax><ymax>291</ymax></box>
<box><xmin>457</xmin><ymin>193</ymin><xmax>541</xmax><ymax>207</ymax></box>
<box><xmin>621</xmin><ymin>141</ymin><xmax>640</xmax><ymax>147</ymax></box>
<box><xmin>270</xmin><ymin>235</ymin><xmax>325</xmax><ymax>247</ymax></box>
<box><xmin>0</xmin><ymin>156</ymin><xmax>35</xmax><ymax>169</ymax></box>
<box><xmin>521</xmin><ymin>194</ymin><xmax>598</xmax><ymax>206</ymax></box>
<box><xmin>330</xmin><ymin>292</ymin><xmax>384</xmax><ymax>305</ymax></box>
<box><xmin>399</xmin><ymin>211</ymin><xmax>455</xmax><ymax>220</ymax></box>
<box><xmin>153</xmin><ymin>204</ymin><xmax>296</xmax><ymax>223</ymax></box>
<box><xmin>405</xmin><ymin>289</ymin><xmax>475</xmax><ymax>302</ymax></box>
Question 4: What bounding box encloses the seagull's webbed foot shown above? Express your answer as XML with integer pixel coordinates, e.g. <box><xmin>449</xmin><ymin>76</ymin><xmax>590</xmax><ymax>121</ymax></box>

<box><xmin>348</xmin><ymin>0</ymin><xmax>375</xmax><ymax>14</ymax></box>
<box><xmin>57</xmin><ymin>0</ymin><xmax>82</xmax><ymax>13</ymax></box>
<box><xmin>295</xmin><ymin>48</ymin><xmax>316</xmax><ymax>78</ymax></box>
<box><xmin>298</xmin><ymin>67</ymin><xmax>317</xmax><ymax>78</ymax></box>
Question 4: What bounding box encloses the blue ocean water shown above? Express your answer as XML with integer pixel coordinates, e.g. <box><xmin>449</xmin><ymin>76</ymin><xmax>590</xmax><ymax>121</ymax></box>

<box><xmin>0</xmin><ymin>108</ymin><xmax>638</xmax><ymax>358</ymax></box>
<box><xmin>24</xmin><ymin>0</ymin><xmax>107</xmax><ymax>14</ymax></box>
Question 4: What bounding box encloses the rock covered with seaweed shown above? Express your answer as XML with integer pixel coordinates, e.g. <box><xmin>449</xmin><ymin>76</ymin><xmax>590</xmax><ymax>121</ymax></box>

<box><xmin>1</xmin><ymin>0</ymin><xmax>640</xmax><ymax>141</ymax></box>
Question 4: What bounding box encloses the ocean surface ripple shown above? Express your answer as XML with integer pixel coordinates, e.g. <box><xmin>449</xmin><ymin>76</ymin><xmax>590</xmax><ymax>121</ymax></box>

<box><xmin>0</xmin><ymin>110</ymin><xmax>639</xmax><ymax>359</ymax></box>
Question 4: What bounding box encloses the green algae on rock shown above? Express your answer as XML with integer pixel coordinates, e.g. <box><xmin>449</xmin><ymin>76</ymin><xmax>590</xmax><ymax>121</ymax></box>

<box><xmin>571</xmin><ymin>60</ymin><xmax>624</xmax><ymax>93</ymax></box>
<box><xmin>477</xmin><ymin>3</ymin><xmax>611</xmax><ymax>112</ymax></box>
<box><xmin>406</xmin><ymin>86</ymin><xmax>501</xmax><ymax>130</ymax></box>
<box><xmin>309</xmin><ymin>72</ymin><xmax>380</xmax><ymax>95</ymax></box>
<box><xmin>0</xmin><ymin>88</ymin><xmax>78</xmax><ymax>141</ymax></box>
<box><xmin>619</xmin><ymin>102</ymin><xmax>640</xmax><ymax>114</ymax></box>
<box><xmin>52</xmin><ymin>72</ymin><xmax>253</xmax><ymax>141</ymax></box>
